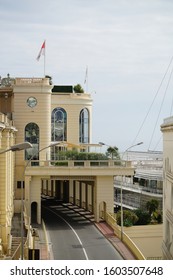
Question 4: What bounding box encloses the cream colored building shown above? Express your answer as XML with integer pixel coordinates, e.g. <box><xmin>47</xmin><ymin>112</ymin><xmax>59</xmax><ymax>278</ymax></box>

<box><xmin>0</xmin><ymin>113</ymin><xmax>17</xmax><ymax>256</ymax></box>
<box><xmin>0</xmin><ymin>75</ymin><xmax>134</xmax><ymax>258</ymax></box>
<box><xmin>161</xmin><ymin>116</ymin><xmax>173</xmax><ymax>259</ymax></box>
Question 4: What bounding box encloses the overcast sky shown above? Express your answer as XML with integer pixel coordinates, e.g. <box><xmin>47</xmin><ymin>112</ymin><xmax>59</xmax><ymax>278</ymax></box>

<box><xmin>1</xmin><ymin>0</ymin><xmax>173</xmax><ymax>152</ymax></box>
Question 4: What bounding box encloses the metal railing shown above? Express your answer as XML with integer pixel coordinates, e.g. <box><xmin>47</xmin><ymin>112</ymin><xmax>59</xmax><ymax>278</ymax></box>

<box><xmin>114</xmin><ymin>180</ymin><xmax>163</xmax><ymax>195</ymax></box>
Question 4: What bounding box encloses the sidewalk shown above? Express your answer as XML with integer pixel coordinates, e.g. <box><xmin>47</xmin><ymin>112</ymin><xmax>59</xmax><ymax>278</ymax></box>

<box><xmin>95</xmin><ymin>222</ymin><xmax>136</xmax><ymax>260</ymax></box>
<box><xmin>33</xmin><ymin>224</ymin><xmax>51</xmax><ymax>260</ymax></box>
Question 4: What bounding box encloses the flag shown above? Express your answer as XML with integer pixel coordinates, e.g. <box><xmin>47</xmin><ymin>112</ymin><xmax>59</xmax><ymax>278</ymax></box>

<box><xmin>36</xmin><ymin>41</ymin><xmax>45</xmax><ymax>61</ymax></box>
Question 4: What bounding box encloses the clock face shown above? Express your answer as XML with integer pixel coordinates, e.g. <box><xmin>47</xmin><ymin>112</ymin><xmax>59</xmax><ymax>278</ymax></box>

<box><xmin>27</xmin><ymin>97</ymin><xmax>37</xmax><ymax>108</ymax></box>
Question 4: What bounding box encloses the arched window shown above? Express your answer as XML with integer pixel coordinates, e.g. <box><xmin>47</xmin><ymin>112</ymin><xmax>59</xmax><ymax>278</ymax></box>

<box><xmin>79</xmin><ymin>108</ymin><xmax>89</xmax><ymax>143</ymax></box>
<box><xmin>25</xmin><ymin>123</ymin><xmax>39</xmax><ymax>160</ymax></box>
<box><xmin>51</xmin><ymin>108</ymin><xmax>67</xmax><ymax>141</ymax></box>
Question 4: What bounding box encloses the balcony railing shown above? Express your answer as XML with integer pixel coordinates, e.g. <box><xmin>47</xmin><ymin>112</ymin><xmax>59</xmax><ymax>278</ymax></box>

<box><xmin>114</xmin><ymin>180</ymin><xmax>163</xmax><ymax>195</ymax></box>
<box><xmin>15</xmin><ymin>78</ymin><xmax>50</xmax><ymax>85</ymax></box>
<box><xmin>115</xmin><ymin>194</ymin><xmax>140</xmax><ymax>209</ymax></box>
<box><xmin>26</xmin><ymin>159</ymin><xmax>132</xmax><ymax>168</ymax></box>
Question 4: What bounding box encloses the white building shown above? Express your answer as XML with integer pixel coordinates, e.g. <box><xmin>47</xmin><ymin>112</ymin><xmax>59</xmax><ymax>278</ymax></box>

<box><xmin>114</xmin><ymin>151</ymin><xmax>163</xmax><ymax>211</ymax></box>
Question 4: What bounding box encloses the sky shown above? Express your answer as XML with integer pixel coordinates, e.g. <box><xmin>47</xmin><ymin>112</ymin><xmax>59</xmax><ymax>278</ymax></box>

<box><xmin>1</xmin><ymin>0</ymin><xmax>173</xmax><ymax>152</ymax></box>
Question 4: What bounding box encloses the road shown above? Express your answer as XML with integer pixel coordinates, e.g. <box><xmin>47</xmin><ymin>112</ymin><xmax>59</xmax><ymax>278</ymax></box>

<box><xmin>41</xmin><ymin>201</ymin><xmax>123</xmax><ymax>260</ymax></box>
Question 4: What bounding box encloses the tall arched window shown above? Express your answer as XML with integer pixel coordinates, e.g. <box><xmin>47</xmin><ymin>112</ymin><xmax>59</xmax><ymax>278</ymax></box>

<box><xmin>25</xmin><ymin>123</ymin><xmax>39</xmax><ymax>160</ymax></box>
<box><xmin>51</xmin><ymin>107</ymin><xmax>67</xmax><ymax>141</ymax></box>
<box><xmin>79</xmin><ymin>108</ymin><xmax>89</xmax><ymax>143</ymax></box>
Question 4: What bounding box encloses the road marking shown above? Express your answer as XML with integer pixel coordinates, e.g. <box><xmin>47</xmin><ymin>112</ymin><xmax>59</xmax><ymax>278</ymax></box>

<box><xmin>43</xmin><ymin>206</ymin><xmax>89</xmax><ymax>260</ymax></box>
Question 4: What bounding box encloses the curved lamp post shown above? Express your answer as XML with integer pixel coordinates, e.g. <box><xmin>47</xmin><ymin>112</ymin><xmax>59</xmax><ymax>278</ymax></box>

<box><xmin>98</xmin><ymin>142</ymin><xmax>118</xmax><ymax>159</ymax></box>
<box><xmin>99</xmin><ymin>141</ymin><xmax>143</xmax><ymax>241</ymax></box>
<box><xmin>120</xmin><ymin>142</ymin><xmax>143</xmax><ymax>241</ymax></box>
<box><xmin>0</xmin><ymin>142</ymin><xmax>32</xmax><ymax>154</ymax></box>
<box><xmin>21</xmin><ymin>141</ymin><xmax>61</xmax><ymax>260</ymax></box>
<box><xmin>98</xmin><ymin>142</ymin><xmax>118</xmax><ymax>151</ymax></box>
<box><xmin>122</xmin><ymin>142</ymin><xmax>143</xmax><ymax>160</ymax></box>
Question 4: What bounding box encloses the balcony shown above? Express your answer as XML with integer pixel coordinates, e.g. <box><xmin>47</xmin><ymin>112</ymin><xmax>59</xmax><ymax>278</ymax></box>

<box><xmin>114</xmin><ymin>194</ymin><xmax>139</xmax><ymax>210</ymax></box>
<box><xmin>25</xmin><ymin>159</ymin><xmax>135</xmax><ymax>178</ymax></box>
<box><xmin>114</xmin><ymin>180</ymin><xmax>163</xmax><ymax>196</ymax></box>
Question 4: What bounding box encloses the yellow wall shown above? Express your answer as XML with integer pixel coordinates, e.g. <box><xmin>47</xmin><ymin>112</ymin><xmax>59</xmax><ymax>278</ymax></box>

<box><xmin>125</xmin><ymin>224</ymin><xmax>163</xmax><ymax>259</ymax></box>
<box><xmin>0</xmin><ymin>117</ymin><xmax>16</xmax><ymax>253</ymax></box>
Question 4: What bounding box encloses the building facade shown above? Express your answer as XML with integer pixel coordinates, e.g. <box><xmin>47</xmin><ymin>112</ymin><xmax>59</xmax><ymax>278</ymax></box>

<box><xmin>0</xmin><ymin>113</ymin><xmax>17</xmax><ymax>255</ymax></box>
<box><xmin>0</xmin><ymin>75</ymin><xmax>134</xmax><ymax>258</ymax></box>
<box><xmin>161</xmin><ymin>116</ymin><xmax>173</xmax><ymax>259</ymax></box>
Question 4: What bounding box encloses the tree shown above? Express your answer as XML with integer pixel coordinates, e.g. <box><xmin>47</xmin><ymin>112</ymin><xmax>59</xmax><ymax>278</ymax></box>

<box><xmin>116</xmin><ymin>210</ymin><xmax>138</xmax><ymax>227</ymax></box>
<box><xmin>106</xmin><ymin>146</ymin><xmax>120</xmax><ymax>160</ymax></box>
<box><xmin>146</xmin><ymin>199</ymin><xmax>159</xmax><ymax>216</ymax></box>
<box><xmin>73</xmin><ymin>84</ymin><xmax>84</xmax><ymax>93</ymax></box>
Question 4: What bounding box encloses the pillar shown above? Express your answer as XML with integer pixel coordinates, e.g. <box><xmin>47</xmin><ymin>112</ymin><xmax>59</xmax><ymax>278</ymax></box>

<box><xmin>94</xmin><ymin>176</ymin><xmax>114</xmax><ymax>222</ymax></box>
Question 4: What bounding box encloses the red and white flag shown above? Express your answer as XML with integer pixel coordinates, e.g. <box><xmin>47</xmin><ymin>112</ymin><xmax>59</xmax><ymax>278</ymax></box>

<box><xmin>36</xmin><ymin>40</ymin><xmax>45</xmax><ymax>61</ymax></box>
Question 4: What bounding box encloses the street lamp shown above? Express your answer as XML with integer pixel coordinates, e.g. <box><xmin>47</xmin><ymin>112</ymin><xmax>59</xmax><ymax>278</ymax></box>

<box><xmin>120</xmin><ymin>141</ymin><xmax>143</xmax><ymax>241</ymax></box>
<box><xmin>21</xmin><ymin>141</ymin><xmax>61</xmax><ymax>260</ymax></box>
<box><xmin>0</xmin><ymin>142</ymin><xmax>33</xmax><ymax>258</ymax></box>
<box><xmin>98</xmin><ymin>142</ymin><xmax>118</xmax><ymax>159</ymax></box>
<box><xmin>98</xmin><ymin>142</ymin><xmax>118</xmax><ymax>150</ymax></box>
<box><xmin>122</xmin><ymin>142</ymin><xmax>143</xmax><ymax>160</ymax></box>
<box><xmin>0</xmin><ymin>142</ymin><xmax>32</xmax><ymax>154</ymax></box>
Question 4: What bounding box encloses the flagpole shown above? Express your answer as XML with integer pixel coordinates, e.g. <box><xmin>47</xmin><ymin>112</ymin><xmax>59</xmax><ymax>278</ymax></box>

<box><xmin>44</xmin><ymin>40</ymin><xmax>46</xmax><ymax>77</ymax></box>
<box><xmin>84</xmin><ymin>66</ymin><xmax>88</xmax><ymax>92</ymax></box>
<box><xmin>86</xmin><ymin>67</ymin><xmax>88</xmax><ymax>92</ymax></box>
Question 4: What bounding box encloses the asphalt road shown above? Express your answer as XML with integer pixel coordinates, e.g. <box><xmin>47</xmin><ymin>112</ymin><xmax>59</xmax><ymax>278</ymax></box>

<box><xmin>41</xmin><ymin>201</ymin><xmax>123</xmax><ymax>260</ymax></box>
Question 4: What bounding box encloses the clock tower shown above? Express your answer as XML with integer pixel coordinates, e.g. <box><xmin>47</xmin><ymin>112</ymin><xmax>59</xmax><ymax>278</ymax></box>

<box><xmin>13</xmin><ymin>77</ymin><xmax>53</xmax><ymax>199</ymax></box>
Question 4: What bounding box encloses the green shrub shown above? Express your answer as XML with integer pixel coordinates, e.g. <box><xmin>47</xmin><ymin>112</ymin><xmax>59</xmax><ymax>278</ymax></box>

<box><xmin>146</xmin><ymin>199</ymin><xmax>159</xmax><ymax>215</ymax></box>
<box><xmin>152</xmin><ymin>210</ymin><xmax>162</xmax><ymax>224</ymax></box>
<box><xmin>134</xmin><ymin>209</ymin><xmax>151</xmax><ymax>225</ymax></box>
<box><xmin>55</xmin><ymin>150</ymin><xmax>108</xmax><ymax>160</ymax></box>
<box><xmin>116</xmin><ymin>210</ymin><xmax>138</xmax><ymax>227</ymax></box>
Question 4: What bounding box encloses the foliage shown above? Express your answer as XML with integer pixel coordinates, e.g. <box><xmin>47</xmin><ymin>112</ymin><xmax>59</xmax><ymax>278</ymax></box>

<box><xmin>55</xmin><ymin>150</ymin><xmax>108</xmax><ymax>161</ymax></box>
<box><xmin>134</xmin><ymin>209</ymin><xmax>151</xmax><ymax>225</ymax></box>
<box><xmin>106</xmin><ymin>146</ymin><xmax>120</xmax><ymax>160</ymax></box>
<box><xmin>146</xmin><ymin>199</ymin><xmax>159</xmax><ymax>216</ymax></box>
<box><xmin>73</xmin><ymin>84</ymin><xmax>84</xmax><ymax>93</ymax></box>
<box><xmin>116</xmin><ymin>210</ymin><xmax>138</xmax><ymax>227</ymax></box>
<box><xmin>152</xmin><ymin>210</ymin><xmax>162</xmax><ymax>224</ymax></box>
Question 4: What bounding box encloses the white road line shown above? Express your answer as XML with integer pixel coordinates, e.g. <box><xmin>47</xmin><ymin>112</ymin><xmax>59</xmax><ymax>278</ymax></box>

<box><xmin>43</xmin><ymin>206</ymin><xmax>89</xmax><ymax>260</ymax></box>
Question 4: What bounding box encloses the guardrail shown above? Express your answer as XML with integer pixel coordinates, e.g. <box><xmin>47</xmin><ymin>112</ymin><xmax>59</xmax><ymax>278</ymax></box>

<box><xmin>106</xmin><ymin>212</ymin><xmax>145</xmax><ymax>260</ymax></box>
<box><xmin>42</xmin><ymin>219</ymin><xmax>51</xmax><ymax>260</ymax></box>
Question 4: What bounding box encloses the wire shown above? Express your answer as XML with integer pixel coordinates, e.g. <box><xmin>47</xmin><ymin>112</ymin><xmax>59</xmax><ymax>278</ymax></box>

<box><xmin>131</xmin><ymin>55</ymin><xmax>173</xmax><ymax>147</ymax></box>
<box><xmin>152</xmin><ymin>136</ymin><xmax>162</xmax><ymax>151</ymax></box>
<box><xmin>148</xmin><ymin>64</ymin><xmax>173</xmax><ymax>150</ymax></box>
